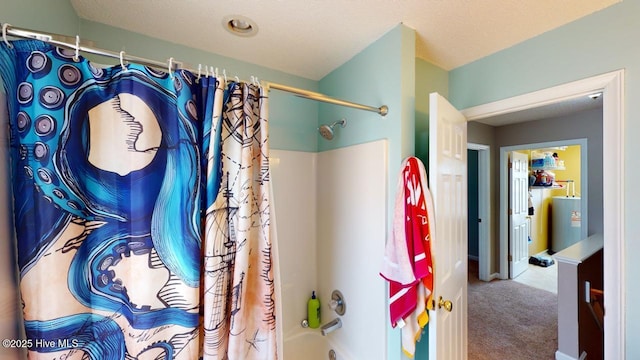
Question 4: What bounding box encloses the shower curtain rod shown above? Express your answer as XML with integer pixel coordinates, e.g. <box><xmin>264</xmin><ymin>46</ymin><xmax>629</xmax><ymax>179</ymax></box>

<box><xmin>1</xmin><ymin>22</ymin><xmax>389</xmax><ymax>116</ymax></box>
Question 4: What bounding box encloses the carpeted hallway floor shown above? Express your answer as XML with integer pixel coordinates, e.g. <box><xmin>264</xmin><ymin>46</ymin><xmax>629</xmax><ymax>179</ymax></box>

<box><xmin>468</xmin><ymin>262</ymin><xmax>558</xmax><ymax>360</ymax></box>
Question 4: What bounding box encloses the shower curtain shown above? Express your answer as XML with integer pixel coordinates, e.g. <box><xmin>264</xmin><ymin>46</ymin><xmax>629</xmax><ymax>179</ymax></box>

<box><xmin>202</xmin><ymin>81</ymin><xmax>276</xmax><ymax>359</ymax></box>
<box><xmin>0</xmin><ymin>40</ymin><xmax>277</xmax><ymax>360</ymax></box>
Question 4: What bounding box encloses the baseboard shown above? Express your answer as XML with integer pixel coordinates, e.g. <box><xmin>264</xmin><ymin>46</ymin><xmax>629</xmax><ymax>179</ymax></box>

<box><xmin>488</xmin><ymin>272</ymin><xmax>500</xmax><ymax>281</ymax></box>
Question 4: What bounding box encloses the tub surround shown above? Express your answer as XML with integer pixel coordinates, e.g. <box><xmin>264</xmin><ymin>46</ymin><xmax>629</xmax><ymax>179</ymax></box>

<box><xmin>271</xmin><ymin>140</ymin><xmax>387</xmax><ymax>359</ymax></box>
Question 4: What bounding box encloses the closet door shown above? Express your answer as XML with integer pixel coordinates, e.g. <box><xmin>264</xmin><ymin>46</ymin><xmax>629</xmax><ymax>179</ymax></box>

<box><xmin>509</xmin><ymin>151</ymin><xmax>530</xmax><ymax>278</ymax></box>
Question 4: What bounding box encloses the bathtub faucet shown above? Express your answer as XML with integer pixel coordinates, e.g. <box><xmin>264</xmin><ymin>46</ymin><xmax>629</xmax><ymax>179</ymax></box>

<box><xmin>320</xmin><ymin>317</ymin><xmax>342</xmax><ymax>336</ymax></box>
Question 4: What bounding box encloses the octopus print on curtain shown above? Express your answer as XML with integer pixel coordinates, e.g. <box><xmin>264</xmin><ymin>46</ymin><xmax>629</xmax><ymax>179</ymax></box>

<box><xmin>0</xmin><ymin>40</ymin><xmax>203</xmax><ymax>359</ymax></box>
<box><xmin>202</xmin><ymin>82</ymin><xmax>277</xmax><ymax>359</ymax></box>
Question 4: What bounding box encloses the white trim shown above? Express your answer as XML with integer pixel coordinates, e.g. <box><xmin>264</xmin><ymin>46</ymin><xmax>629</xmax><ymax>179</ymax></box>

<box><xmin>468</xmin><ymin>143</ymin><xmax>491</xmax><ymax>281</ymax></box>
<box><xmin>601</xmin><ymin>70</ymin><xmax>625</xmax><ymax>360</ymax></box>
<box><xmin>462</xmin><ymin>71</ymin><xmax>620</xmax><ymax>121</ymax></box>
<box><xmin>461</xmin><ymin>70</ymin><xmax>625</xmax><ymax>360</ymax></box>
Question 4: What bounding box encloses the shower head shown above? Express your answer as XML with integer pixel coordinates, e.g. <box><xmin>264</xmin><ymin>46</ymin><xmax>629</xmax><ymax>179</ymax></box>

<box><xmin>318</xmin><ymin>119</ymin><xmax>347</xmax><ymax>140</ymax></box>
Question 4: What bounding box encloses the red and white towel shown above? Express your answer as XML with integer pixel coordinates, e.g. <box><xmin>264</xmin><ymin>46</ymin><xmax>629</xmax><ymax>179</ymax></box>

<box><xmin>380</xmin><ymin>156</ymin><xmax>435</xmax><ymax>358</ymax></box>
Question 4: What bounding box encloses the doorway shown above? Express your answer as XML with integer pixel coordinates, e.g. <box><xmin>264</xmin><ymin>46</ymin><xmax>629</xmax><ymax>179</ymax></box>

<box><xmin>461</xmin><ymin>70</ymin><xmax>624</xmax><ymax>359</ymax></box>
<box><xmin>502</xmin><ymin>139</ymin><xmax>589</xmax><ymax>281</ymax></box>
<box><xmin>467</xmin><ymin>143</ymin><xmax>490</xmax><ymax>281</ymax></box>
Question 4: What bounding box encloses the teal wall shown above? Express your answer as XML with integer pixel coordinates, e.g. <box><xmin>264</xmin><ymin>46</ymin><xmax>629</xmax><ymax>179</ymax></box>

<box><xmin>318</xmin><ymin>24</ymin><xmax>416</xmax><ymax>359</ymax></box>
<box><xmin>412</xmin><ymin>58</ymin><xmax>449</xmax><ymax>359</ymax></box>
<box><xmin>0</xmin><ymin>0</ymin><xmax>79</xmax><ymax>34</ymax></box>
<box><xmin>0</xmin><ymin>0</ymin><xmax>320</xmax><ymax>152</ymax></box>
<box><xmin>467</xmin><ymin>149</ymin><xmax>479</xmax><ymax>258</ymax></box>
<box><xmin>415</xmin><ymin>58</ymin><xmax>448</xmax><ymax>166</ymax></box>
<box><xmin>76</xmin><ymin>20</ymin><xmax>320</xmax><ymax>152</ymax></box>
<box><xmin>450</xmin><ymin>1</ymin><xmax>638</xmax><ymax>357</ymax></box>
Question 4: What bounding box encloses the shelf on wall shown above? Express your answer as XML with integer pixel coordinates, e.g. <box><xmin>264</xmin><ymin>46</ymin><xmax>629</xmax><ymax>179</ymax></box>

<box><xmin>531</xmin><ymin>185</ymin><xmax>564</xmax><ymax>189</ymax></box>
<box><xmin>531</xmin><ymin>166</ymin><xmax>566</xmax><ymax>171</ymax></box>
<box><xmin>537</xmin><ymin>146</ymin><xmax>567</xmax><ymax>152</ymax></box>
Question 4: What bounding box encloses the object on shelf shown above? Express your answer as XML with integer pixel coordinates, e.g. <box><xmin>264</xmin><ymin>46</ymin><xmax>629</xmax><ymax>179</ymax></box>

<box><xmin>531</xmin><ymin>150</ymin><xmax>566</xmax><ymax>170</ymax></box>
<box><xmin>532</xmin><ymin>169</ymin><xmax>555</xmax><ymax>186</ymax></box>
<box><xmin>531</xmin><ymin>152</ymin><xmax>545</xmax><ymax>168</ymax></box>
<box><xmin>543</xmin><ymin>152</ymin><xmax>557</xmax><ymax>168</ymax></box>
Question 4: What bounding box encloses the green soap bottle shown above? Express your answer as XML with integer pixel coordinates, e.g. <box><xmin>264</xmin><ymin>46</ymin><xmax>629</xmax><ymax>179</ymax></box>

<box><xmin>307</xmin><ymin>291</ymin><xmax>321</xmax><ymax>329</ymax></box>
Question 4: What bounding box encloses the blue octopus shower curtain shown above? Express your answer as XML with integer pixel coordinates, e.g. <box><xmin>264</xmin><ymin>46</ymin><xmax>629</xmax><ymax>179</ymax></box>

<box><xmin>0</xmin><ymin>40</ymin><xmax>277</xmax><ymax>360</ymax></box>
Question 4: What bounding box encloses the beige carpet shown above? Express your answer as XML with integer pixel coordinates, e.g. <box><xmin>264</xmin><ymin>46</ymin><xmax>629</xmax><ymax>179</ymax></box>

<box><xmin>468</xmin><ymin>267</ymin><xmax>558</xmax><ymax>360</ymax></box>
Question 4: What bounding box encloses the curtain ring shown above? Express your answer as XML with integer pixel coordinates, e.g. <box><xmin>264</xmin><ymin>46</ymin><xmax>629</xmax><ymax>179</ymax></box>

<box><xmin>73</xmin><ymin>35</ymin><xmax>80</xmax><ymax>62</ymax></box>
<box><xmin>168</xmin><ymin>57</ymin><xmax>175</xmax><ymax>79</ymax></box>
<box><xmin>2</xmin><ymin>23</ymin><xmax>13</xmax><ymax>49</ymax></box>
<box><xmin>119</xmin><ymin>51</ymin><xmax>127</xmax><ymax>71</ymax></box>
<box><xmin>197</xmin><ymin>64</ymin><xmax>202</xmax><ymax>81</ymax></box>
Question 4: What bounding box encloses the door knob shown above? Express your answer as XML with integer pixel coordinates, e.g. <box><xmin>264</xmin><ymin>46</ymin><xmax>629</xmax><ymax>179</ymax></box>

<box><xmin>438</xmin><ymin>296</ymin><xmax>453</xmax><ymax>312</ymax></box>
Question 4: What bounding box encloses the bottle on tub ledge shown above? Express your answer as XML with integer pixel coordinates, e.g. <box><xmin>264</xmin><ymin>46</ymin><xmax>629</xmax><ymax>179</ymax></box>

<box><xmin>307</xmin><ymin>291</ymin><xmax>321</xmax><ymax>329</ymax></box>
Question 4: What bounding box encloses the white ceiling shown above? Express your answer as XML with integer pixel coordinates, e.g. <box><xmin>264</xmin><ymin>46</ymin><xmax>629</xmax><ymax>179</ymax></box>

<box><xmin>476</xmin><ymin>93</ymin><xmax>604</xmax><ymax>127</ymax></box>
<box><xmin>69</xmin><ymin>0</ymin><xmax>619</xmax><ymax>81</ymax></box>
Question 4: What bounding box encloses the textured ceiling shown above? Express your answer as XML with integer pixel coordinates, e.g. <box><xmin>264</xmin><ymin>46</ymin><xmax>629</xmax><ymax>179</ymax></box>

<box><xmin>69</xmin><ymin>0</ymin><xmax>619</xmax><ymax>81</ymax></box>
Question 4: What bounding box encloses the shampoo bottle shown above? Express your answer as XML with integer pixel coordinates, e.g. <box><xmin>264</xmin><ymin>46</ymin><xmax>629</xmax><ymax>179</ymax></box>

<box><xmin>307</xmin><ymin>291</ymin><xmax>321</xmax><ymax>328</ymax></box>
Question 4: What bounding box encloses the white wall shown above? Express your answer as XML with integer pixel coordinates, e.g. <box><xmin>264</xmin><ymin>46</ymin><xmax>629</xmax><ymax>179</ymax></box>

<box><xmin>271</xmin><ymin>140</ymin><xmax>388</xmax><ymax>359</ymax></box>
<box><xmin>269</xmin><ymin>150</ymin><xmax>318</xmax><ymax>338</ymax></box>
<box><xmin>316</xmin><ymin>140</ymin><xmax>387</xmax><ymax>359</ymax></box>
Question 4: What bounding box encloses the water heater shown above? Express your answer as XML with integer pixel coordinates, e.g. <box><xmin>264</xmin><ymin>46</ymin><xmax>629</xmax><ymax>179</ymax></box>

<box><xmin>551</xmin><ymin>196</ymin><xmax>582</xmax><ymax>253</ymax></box>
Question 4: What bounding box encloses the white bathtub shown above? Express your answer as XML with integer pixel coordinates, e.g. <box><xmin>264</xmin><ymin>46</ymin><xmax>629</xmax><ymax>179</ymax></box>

<box><xmin>283</xmin><ymin>331</ymin><xmax>352</xmax><ymax>360</ymax></box>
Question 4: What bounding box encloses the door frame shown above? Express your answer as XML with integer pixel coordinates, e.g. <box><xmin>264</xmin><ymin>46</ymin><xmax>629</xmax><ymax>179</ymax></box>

<box><xmin>467</xmin><ymin>143</ymin><xmax>491</xmax><ymax>281</ymax></box>
<box><xmin>461</xmin><ymin>70</ymin><xmax>625</xmax><ymax>360</ymax></box>
<box><xmin>500</xmin><ymin>138</ymin><xmax>588</xmax><ymax>278</ymax></box>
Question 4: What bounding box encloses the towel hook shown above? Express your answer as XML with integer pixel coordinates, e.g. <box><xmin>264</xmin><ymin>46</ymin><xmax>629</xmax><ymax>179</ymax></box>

<box><xmin>119</xmin><ymin>51</ymin><xmax>127</xmax><ymax>71</ymax></box>
<box><xmin>2</xmin><ymin>23</ymin><xmax>13</xmax><ymax>49</ymax></box>
<box><xmin>73</xmin><ymin>35</ymin><xmax>80</xmax><ymax>62</ymax></box>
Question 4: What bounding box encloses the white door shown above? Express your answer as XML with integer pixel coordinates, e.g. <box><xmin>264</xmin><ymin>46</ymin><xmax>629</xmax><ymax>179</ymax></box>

<box><xmin>428</xmin><ymin>93</ymin><xmax>468</xmax><ymax>360</ymax></box>
<box><xmin>509</xmin><ymin>151</ymin><xmax>529</xmax><ymax>279</ymax></box>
